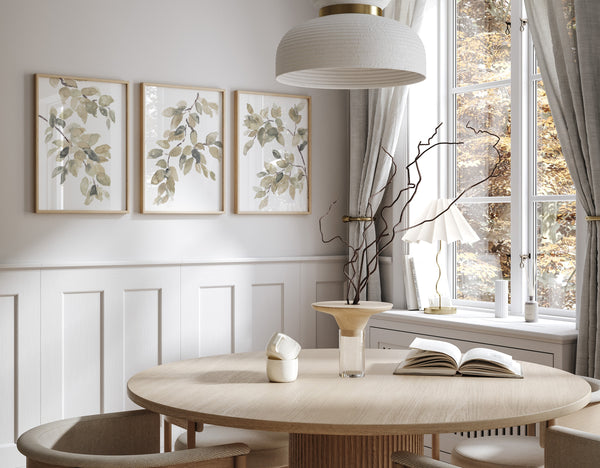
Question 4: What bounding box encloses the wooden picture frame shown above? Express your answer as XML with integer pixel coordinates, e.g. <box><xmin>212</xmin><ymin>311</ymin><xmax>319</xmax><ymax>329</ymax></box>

<box><xmin>35</xmin><ymin>74</ymin><xmax>129</xmax><ymax>213</ymax></box>
<box><xmin>234</xmin><ymin>90</ymin><xmax>311</xmax><ymax>214</ymax></box>
<box><xmin>141</xmin><ymin>83</ymin><xmax>225</xmax><ymax>214</ymax></box>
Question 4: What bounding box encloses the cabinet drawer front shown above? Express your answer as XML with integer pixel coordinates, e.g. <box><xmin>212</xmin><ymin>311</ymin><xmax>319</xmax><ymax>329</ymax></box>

<box><xmin>369</xmin><ymin>327</ymin><xmax>554</xmax><ymax>366</ymax></box>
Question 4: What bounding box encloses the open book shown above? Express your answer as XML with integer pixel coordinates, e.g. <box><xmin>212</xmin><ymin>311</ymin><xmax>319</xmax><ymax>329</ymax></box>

<box><xmin>394</xmin><ymin>337</ymin><xmax>523</xmax><ymax>378</ymax></box>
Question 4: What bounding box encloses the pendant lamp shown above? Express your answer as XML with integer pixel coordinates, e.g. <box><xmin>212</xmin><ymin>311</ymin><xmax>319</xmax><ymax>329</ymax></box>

<box><xmin>276</xmin><ymin>0</ymin><xmax>426</xmax><ymax>89</ymax></box>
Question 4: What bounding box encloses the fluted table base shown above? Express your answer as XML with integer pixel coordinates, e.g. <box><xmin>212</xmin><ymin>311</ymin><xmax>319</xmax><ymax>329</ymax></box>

<box><xmin>289</xmin><ymin>433</ymin><xmax>424</xmax><ymax>468</ymax></box>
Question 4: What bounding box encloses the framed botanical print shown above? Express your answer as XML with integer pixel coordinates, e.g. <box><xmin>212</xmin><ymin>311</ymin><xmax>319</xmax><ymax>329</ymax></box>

<box><xmin>234</xmin><ymin>91</ymin><xmax>311</xmax><ymax>214</ymax></box>
<box><xmin>141</xmin><ymin>83</ymin><xmax>224</xmax><ymax>214</ymax></box>
<box><xmin>36</xmin><ymin>74</ymin><xmax>129</xmax><ymax>213</ymax></box>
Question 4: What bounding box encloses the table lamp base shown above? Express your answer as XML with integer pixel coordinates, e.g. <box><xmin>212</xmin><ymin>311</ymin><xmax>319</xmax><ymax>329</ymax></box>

<box><xmin>424</xmin><ymin>306</ymin><xmax>457</xmax><ymax>315</ymax></box>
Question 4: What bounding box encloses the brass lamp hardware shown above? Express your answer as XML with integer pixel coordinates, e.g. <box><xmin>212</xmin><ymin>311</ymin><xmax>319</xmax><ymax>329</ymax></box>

<box><xmin>424</xmin><ymin>240</ymin><xmax>457</xmax><ymax>315</ymax></box>
<box><xmin>586</xmin><ymin>216</ymin><xmax>600</xmax><ymax>221</ymax></box>
<box><xmin>319</xmin><ymin>4</ymin><xmax>383</xmax><ymax>17</ymax></box>
<box><xmin>342</xmin><ymin>216</ymin><xmax>374</xmax><ymax>223</ymax></box>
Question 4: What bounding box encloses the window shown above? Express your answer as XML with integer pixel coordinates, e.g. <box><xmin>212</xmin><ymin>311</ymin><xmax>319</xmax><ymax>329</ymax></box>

<box><xmin>449</xmin><ymin>0</ymin><xmax>576</xmax><ymax>316</ymax></box>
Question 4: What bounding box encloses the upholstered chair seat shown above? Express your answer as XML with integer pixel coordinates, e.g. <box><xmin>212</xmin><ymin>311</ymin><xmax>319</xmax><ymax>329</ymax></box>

<box><xmin>451</xmin><ymin>435</ymin><xmax>543</xmax><ymax>468</ymax></box>
<box><xmin>174</xmin><ymin>424</ymin><xmax>289</xmax><ymax>468</ymax></box>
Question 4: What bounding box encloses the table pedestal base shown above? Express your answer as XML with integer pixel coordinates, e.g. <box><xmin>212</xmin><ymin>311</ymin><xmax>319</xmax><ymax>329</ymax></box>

<box><xmin>289</xmin><ymin>433</ymin><xmax>424</xmax><ymax>468</ymax></box>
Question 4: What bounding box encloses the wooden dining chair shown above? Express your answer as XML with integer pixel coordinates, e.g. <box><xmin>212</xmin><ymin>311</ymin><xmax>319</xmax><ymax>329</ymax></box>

<box><xmin>448</xmin><ymin>376</ymin><xmax>600</xmax><ymax>468</ymax></box>
<box><xmin>543</xmin><ymin>379</ymin><xmax>600</xmax><ymax>467</ymax></box>
<box><xmin>165</xmin><ymin>415</ymin><xmax>289</xmax><ymax>468</ymax></box>
<box><xmin>544</xmin><ymin>423</ymin><xmax>600</xmax><ymax>467</ymax></box>
<box><xmin>17</xmin><ymin>409</ymin><xmax>249</xmax><ymax>468</ymax></box>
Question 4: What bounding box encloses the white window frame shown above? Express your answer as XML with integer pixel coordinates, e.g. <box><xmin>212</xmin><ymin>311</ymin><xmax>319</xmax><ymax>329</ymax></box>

<box><xmin>446</xmin><ymin>0</ymin><xmax>576</xmax><ymax>319</ymax></box>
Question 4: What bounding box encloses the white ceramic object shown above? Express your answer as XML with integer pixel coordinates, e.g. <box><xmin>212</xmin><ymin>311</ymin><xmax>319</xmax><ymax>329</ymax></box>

<box><xmin>495</xmin><ymin>280</ymin><xmax>509</xmax><ymax>318</ymax></box>
<box><xmin>524</xmin><ymin>298</ymin><xmax>539</xmax><ymax>322</ymax></box>
<box><xmin>266</xmin><ymin>357</ymin><xmax>298</xmax><ymax>383</ymax></box>
<box><xmin>266</xmin><ymin>332</ymin><xmax>301</xmax><ymax>360</ymax></box>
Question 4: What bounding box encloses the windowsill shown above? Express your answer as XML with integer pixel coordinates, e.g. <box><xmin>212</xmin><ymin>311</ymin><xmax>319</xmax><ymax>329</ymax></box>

<box><xmin>371</xmin><ymin>309</ymin><xmax>577</xmax><ymax>344</ymax></box>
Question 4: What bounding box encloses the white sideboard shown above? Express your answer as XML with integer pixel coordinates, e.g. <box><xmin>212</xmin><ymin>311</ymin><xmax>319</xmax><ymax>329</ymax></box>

<box><xmin>367</xmin><ymin>309</ymin><xmax>578</xmax><ymax>461</ymax></box>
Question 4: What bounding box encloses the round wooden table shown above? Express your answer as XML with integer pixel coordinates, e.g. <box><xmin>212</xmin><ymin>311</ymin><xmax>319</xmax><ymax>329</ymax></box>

<box><xmin>127</xmin><ymin>348</ymin><xmax>590</xmax><ymax>468</ymax></box>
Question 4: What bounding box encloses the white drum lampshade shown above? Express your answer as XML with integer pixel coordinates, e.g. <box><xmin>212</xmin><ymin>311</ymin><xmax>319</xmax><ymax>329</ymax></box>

<box><xmin>276</xmin><ymin>0</ymin><xmax>426</xmax><ymax>89</ymax></box>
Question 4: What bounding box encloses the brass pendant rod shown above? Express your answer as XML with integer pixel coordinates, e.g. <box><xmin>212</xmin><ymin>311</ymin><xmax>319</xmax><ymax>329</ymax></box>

<box><xmin>319</xmin><ymin>4</ymin><xmax>383</xmax><ymax>17</ymax></box>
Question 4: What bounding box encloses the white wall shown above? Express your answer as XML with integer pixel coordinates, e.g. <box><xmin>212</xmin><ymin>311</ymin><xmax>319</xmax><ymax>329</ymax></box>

<box><xmin>0</xmin><ymin>0</ymin><xmax>349</xmax><ymax>266</ymax></box>
<box><xmin>0</xmin><ymin>3</ymin><xmax>348</xmax><ymax>466</ymax></box>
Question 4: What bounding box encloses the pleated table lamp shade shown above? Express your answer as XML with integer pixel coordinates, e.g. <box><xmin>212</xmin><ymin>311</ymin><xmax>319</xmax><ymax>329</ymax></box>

<box><xmin>402</xmin><ymin>199</ymin><xmax>479</xmax><ymax>245</ymax></box>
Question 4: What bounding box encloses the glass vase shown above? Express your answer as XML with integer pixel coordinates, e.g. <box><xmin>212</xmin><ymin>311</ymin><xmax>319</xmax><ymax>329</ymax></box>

<box><xmin>338</xmin><ymin>329</ymin><xmax>365</xmax><ymax>378</ymax></box>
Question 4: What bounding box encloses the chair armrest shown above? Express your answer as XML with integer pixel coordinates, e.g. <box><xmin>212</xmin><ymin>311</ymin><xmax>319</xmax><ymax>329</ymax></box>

<box><xmin>391</xmin><ymin>451</ymin><xmax>458</xmax><ymax>468</ymax></box>
<box><xmin>20</xmin><ymin>442</ymin><xmax>250</xmax><ymax>468</ymax></box>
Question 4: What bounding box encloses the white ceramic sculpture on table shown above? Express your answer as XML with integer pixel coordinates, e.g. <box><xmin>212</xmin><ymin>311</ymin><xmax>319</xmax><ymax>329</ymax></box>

<box><xmin>266</xmin><ymin>332</ymin><xmax>301</xmax><ymax>383</ymax></box>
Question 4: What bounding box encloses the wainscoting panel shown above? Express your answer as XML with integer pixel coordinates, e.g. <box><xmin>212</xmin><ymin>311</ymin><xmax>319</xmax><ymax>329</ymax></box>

<box><xmin>300</xmin><ymin>260</ymin><xmax>345</xmax><ymax>349</ymax></box>
<box><xmin>2</xmin><ymin>257</ymin><xmax>344</xmax><ymax>468</ymax></box>
<box><xmin>181</xmin><ymin>264</ymin><xmax>240</xmax><ymax>359</ymax></box>
<box><xmin>40</xmin><ymin>266</ymin><xmax>181</xmax><ymax>422</ymax></box>
<box><xmin>0</xmin><ymin>294</ymin><xmax>18</xmax><ymax>465</ymax></box>
<box><xmin>198</xmin><ymin>286</ymin><xmax>233</xmax><ymax>357</ymax></box>
<box><xmin>123</xmin><ymin>289</ymin><xmax>161</xmax><ymax>410</ymax></box>
<box><xmin>62</xmin><ymin>292</ymin><xmax>103</xmax><ymax>419</ymax></box>
<box><xmin>315</xmin><ymin>281</ymin><xmax>344</xmax><ymax>349</ymax></box>
<box><xmin>252</xmin><ymin>283</ymin><xmax>284</xmax><ymax>351</ymax></box>
<box><xmin>181</xmin><ymin>261</ymin><xmax>308</xmax><ymax>358</ymax></box>
<box><xmin>0</xmin><ymin>270</ymin><xmax>40</xmax><ymax>468</ymax></box>
<box><xmin>251</xmin><ymin>263</ymin><xmax>302</xmax><ymax>352</ymax></box>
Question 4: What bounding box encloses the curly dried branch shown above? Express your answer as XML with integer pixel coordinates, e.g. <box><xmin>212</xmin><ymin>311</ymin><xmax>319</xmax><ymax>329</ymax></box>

<box><xmin>319</xmin><ymin>122</ymin><xmax>507</xmax><ymax>305</ymax></box>
<box><xmin>319</xmin><ymin>201</ymin><xmax>360</xmax><ymax>302</ymax></box>
<box><xmin>360</xmin><ymin>125</ymin><xmax>462</xmax><ymax>291</ymax></box>
<box><xmin>396</xmin><ymin>122</ymin><xmax>507</xmax><ymax>235</ymax></box>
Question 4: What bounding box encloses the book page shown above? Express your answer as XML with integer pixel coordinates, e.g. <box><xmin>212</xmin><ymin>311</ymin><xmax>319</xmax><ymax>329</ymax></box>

<box><xmin>394</xmin><ymin>361</ymin><xmax>458</xmax><ymax>376</ymax></box>
<box><xmin>459</xmin><ymin>359</ymin><xmax>523</xmax><ymax>378</ymax></box>
<box><xmin>402</xmin><ymin>349</ymin><xmax>457</xmax><ymax>368</ymax></box>
<box><xmin>459</xmin><ymin>347</ymin><xmax>523</xmax><ymax>377</ymax></box>
<box><xmin>460</xmin><ymin>347</ymin><xmax>513</xmax><ymax>368</ymax></box>
<box><xmin>409</xmin><ymin>337</ymin><xmax>462</xmax><ymax>367</ymax></box>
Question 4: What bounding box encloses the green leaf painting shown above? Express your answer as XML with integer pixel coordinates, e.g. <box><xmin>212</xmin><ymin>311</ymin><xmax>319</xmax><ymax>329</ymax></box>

<box><xmin>146</xmin><ymin>90</ymin><xmax>222</xmax><ymax>206</ymax></box>
<box><xmin>240</xmin><ymin>95</ymin><xmax>309</xmax><ymax>212</ymax></box>
<box><xmin>39</xmin><ymin>76</ymin><xmax>117</xmax><ymax>206</ymax></box>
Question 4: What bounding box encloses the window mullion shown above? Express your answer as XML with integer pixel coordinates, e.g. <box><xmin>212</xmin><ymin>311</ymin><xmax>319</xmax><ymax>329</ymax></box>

<box><xmin>509</xmin><ymin>0</ymin><xmax>528</xmax><ymax>315</ymax></box>
<box><xmin>447</xmin><ymin>0</ymin><xmax>457</xmax><ymax>301</ymax></box>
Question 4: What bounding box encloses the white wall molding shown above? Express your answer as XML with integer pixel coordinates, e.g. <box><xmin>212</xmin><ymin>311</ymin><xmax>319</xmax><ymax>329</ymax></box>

<box><xmin>1</xmin><ymin>256</ymin><xmax>345</xmax><ymax>467</ymax></box>
<box><xmin>0</xmin><ymin>255</ymin><xmax>347</xmax><ymax>272</ymax></box>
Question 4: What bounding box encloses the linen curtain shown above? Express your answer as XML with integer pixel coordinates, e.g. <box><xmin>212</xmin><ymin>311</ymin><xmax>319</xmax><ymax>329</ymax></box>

<box><xmin>524</xmin><ymin>0</ymin><xmax>600</xmax><ymax>377</ymax></box>
<box><xmin>348</xmin><ymin>0</ymin><xmax>425</xmax><ymax>301</ymax></box>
